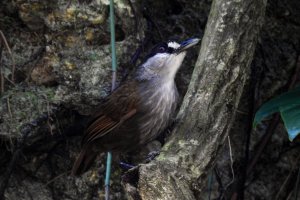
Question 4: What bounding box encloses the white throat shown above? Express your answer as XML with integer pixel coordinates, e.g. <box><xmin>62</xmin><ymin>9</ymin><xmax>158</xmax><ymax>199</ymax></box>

<box><xmin>162</xmin><ymin>51</ymin><xmax>186</xmax><ymax>81</ymax></box>
<box><xmin>136</xmin><ymin>51</ymin><xmax>186</xmax><ymax>82</ymax></box>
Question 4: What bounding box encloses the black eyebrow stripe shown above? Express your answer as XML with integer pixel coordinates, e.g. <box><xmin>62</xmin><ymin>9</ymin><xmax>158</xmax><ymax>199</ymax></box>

<box><xmin>142</xmin><ymin>42</ymin><xmax>174</xmax><ymax>62</ymax></box>
<box><xmin>167</xmin><ymin>47</ymin><xmax>174</xmax><ymax>53</ymax></box>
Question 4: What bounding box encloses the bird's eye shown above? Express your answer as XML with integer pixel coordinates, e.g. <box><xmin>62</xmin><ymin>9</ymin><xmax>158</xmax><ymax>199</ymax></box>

<box><xmin>159</xmin><ymin>47</ymin><xmax>166</xmax><ymax>52</ymax></box>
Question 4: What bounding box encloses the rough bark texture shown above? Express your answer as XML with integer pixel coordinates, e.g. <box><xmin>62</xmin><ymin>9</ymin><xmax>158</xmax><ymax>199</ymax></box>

<box><xmin>0</xmin><ymin>0</ymin><xmax>209</xmax><ymax>199</ymax></box>
<box><xmin>134</xmin><ymin>0</ymin><xmax>267</xmax><ymax>199</ymax></box>
<box><xmin>2</xmin><ymin>0</ymin><xmax>300</xmax><ymax>199</ymax></box>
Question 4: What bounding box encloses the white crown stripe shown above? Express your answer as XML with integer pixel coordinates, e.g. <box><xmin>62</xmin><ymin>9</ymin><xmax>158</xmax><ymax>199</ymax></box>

<box><xmin>167</xmin><ymin>41</ymin><xmax>180</xmax><ymax>49</ymax></box>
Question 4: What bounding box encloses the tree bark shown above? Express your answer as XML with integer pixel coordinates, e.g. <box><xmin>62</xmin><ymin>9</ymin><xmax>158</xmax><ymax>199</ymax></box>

<box><xmin>129</xmin><ymin>0</ymin><xmax>267</xmax><ymax>199</ymax></box>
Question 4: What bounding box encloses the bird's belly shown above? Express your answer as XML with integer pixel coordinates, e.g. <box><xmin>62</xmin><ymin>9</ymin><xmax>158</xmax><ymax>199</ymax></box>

<box><xmin>136</xmin><ymin>93</ymin><xmax>178</xmax><ymax>145</ymax></box>
<box><xmin>97</xmin><ymin>84</ymin><xmax>178</xmax><ymax>152</ymax></box>
<box><xmin>98</xmin><ymin>103</ymin><xmax>175</xmax><ymax>153</ymax></box>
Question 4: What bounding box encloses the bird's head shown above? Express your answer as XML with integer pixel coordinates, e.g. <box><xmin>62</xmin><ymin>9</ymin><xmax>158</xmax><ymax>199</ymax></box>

<box><xmin>136</xmin><ymin>38</ymin><xmax>200</xmax><ymax>82</ymax></box>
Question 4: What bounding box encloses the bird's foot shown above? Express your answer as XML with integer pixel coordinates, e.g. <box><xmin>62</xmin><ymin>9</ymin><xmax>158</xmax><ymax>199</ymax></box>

<box><xmin>119</xmin><ymin>162</ymin><xmax>136</xmax><ymax>170</ymax></box>
<box><xmin>120</xmin><ymin>150</ymin><xmax>160</xmax><ymax>170</ymax></box>
<box><xmin>145</xmin><ymin>150</ymin><xmax>160</xmax><ymax>163</ymax></box>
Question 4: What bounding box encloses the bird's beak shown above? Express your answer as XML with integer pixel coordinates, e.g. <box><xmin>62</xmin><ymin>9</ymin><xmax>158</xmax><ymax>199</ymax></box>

<box><xmin>175</xmin><ymin>38</ymin><xmax>200</xmax><ymax>54</ymax></box>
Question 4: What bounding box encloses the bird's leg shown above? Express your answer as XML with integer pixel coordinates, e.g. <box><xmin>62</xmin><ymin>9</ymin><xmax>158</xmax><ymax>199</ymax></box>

<box><xmin>119</xmin><ymin>150</ymin><xmax>160</xmax><ymax>170</ymax></box>
<box><xmin>119</xmin><ymin>162</ymin><xmax>135</xmax><ymax>170</ymax></box>
<box><xmin>145</xmin><ymin>150</ymin><xmax>160</xmax><ymax>163</ymax></box>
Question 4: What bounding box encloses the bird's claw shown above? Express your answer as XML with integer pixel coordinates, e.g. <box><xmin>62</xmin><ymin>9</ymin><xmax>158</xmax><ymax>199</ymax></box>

<box><xmin>119</xmin><ymin>162</ymin><xmax>136</xmax><ymax>170</ymax></box>
<box><xmin>145</xmin><ymin>150</ymin><xmax>160</xmax><ymax>163</ymax></box>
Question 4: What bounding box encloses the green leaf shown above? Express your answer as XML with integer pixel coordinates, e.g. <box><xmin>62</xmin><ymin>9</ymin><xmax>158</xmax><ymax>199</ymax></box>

<box><xmin>253</xmin><ymin>86</ymin><xmax>300</xmax><ymax>141</ymax></box>
<box><xmin>279</xmin><ymin>104</ymin><xmax>300</xmax><ymax>141</ymax></box>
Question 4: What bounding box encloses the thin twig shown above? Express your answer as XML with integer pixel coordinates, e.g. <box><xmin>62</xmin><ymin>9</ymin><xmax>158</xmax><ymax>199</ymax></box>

<box><xmin>235</xmin><ymin>109</ymin><xmax>249</xmax><ymax>115</ymax></box>
<box><xmin>0</xmin><ymin>66</ymin><xmax>4</xmax><ymax>93</ymax></box>
<box><xmin>274</xmin><ymin>154</ymin><xmax>300</xmax><ymax>200</ymax></box>
<box><xmin>45</xmin><ymin>171</ymin><xmax>70</xmax><ymax>186</ymax></box>
<box><xmin>225</xmin><ymin>136</ymin><xmax>235</xmax><ymax>189</ymax></box>
<box><xmin>233</xmin><ymin>56</ymin><xmax>257</xmax><ymax>200</ymax></box>
<box><xmin>6</xmin><ymin>97</ymin><xmax>13</xmax><ymax>120</ymax></box>
<box><xmin>294</xmin><ymin>165</ymin><xmax>300</xmax><ymax>200</ymax></box>
<box><xmin>246</xmin><ymin>115</ymin><xmax>280</xmax><ymax>175</ymax></box>
<box><xmin>288</xmin><ymin>56</ymin><xmax>300</xmax><ymax>90</ymax></box>
<box><xmin>0</xmin><ymin>30</ymin><xmax>15</xmax><ymax>83</ymax></box>
<box><xmin>275</xmin><ymin>169</ymin><xmax>293</xmax><ymax>200</ymax></box>
<box><xmin>287</xmin><ymin>190</ymin><xmax>294</xmax><ymax>200</ymax></box>
<box><xmin>214</xmin><ymin>167</ymin><xmax>225</xmax><ymax>199</ymax></box>
<box><xmin>0</xmin><ymin>45</ymin><xmax>4</xmax><ymax>93</ymax></box>
<box><xmin>4</xmin><ymin>76</ymin><xmax>16</xmax><ymax>86</ymax></box>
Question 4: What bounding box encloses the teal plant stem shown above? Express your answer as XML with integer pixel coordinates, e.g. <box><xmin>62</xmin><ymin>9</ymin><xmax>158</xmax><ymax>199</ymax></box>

<box><xmin>110</xmin><ymin>0</ymin><xmax>117</xmax><ymax>90</ymax></box>
<box><xmin>105</xmin><ymin>0</ymin><xmax>117</xmax><ymax>200</ymax></box>
<box><xmin>105</xmin><ymin>152</ymin><xmax>112</xmax><ymax>200</ymax></box>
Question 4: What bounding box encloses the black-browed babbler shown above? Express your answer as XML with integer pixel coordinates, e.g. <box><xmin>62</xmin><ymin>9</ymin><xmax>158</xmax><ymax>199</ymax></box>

<box><xmin>72</xmin><ymin>38</ymin><xmax>200</xmax><ymax>175</ymax></box>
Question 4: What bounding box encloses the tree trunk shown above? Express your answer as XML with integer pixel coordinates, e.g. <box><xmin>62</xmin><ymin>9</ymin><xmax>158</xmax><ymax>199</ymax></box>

<box><xmin>128</xmin><ymin>0</ymin><xmax>267</xmax><ymax>199</ymax></box>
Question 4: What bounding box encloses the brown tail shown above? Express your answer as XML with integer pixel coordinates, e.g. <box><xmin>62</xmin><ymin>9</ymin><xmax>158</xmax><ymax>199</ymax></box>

<box><xmin>71</xmin><ymin>147</ymin><xmax>98</xmax><ymax>176</ymax></box>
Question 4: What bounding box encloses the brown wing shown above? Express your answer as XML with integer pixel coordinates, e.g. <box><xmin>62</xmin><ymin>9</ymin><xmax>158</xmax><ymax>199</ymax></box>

<box><xmin>81</xmin><ymin>80</ymin><xmax>139</xmax><ymax>146</ymax></box>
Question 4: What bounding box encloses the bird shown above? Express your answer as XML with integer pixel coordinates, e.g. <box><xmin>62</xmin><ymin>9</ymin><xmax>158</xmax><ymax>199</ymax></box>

<box><xmin>71</xmin><ymin>37</ymin><xmax>200</xmax><ymax>175</ymax></box>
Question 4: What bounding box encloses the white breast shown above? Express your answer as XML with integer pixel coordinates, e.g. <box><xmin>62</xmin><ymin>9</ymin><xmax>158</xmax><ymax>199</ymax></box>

<box><xmin>137</xmin><ymin>81</ymin><xmax>179</xmax><ymax>144</ymax></box>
